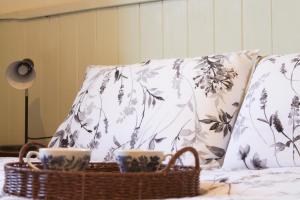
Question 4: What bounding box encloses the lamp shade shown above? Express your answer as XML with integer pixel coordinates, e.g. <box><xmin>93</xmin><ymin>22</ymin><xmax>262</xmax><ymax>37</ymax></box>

<box><xmin>5</xmin><ymin>58</ymin><xmax>36</xmax><ymax>90</ymax></box>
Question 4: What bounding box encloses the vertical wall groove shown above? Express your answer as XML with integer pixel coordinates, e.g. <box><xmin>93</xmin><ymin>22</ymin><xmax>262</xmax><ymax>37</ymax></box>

<box><xmin>75</xmin><ymin>16</ymin><xmax>79</xmax><ymax>88</ymax></box>
<box><xmin>138</xmin><ymin>3</ymin><xmax>141</xmax><ymax>61</ymax></box>
<box><xmin>186</xmin><ymin>0</ymin><xmax>189</xmax><ymax>56</ymax></box>
<box><xmin>116</xmin><ymin>7</ymin><xmax>120</xmax><ymax>64</ymax></box>
<box><xmin>94</xmin><ymin>10</ymin><xmax>99</xmax><ymax>64</ymax></box>
<box><xmin>55</xmin><ymin>16</ymin><xmax>60</xmax><ymax>134</ymax></box>
<box><xmin>57</xmin><ymin>16</ymin><xmax>62</xmax><ymax>121</ymax></box>
<box><xmin>270</xmin><ymin>0</ymin><xmax>274</xmax><ymax>54</ymax></box>
<box><xmin>161</xmin><ymin>0</ymin><xmax>165</xmax><ymax>58</ymax></box>
<box><xmin>241</xmin><ymin>0</ymin><xmax>244</xmax><ymax>49</ymax></box>
<box><xmin>212</xmin><ymin>0</ymin><xmax>216</xmax><ymax>53</ymax></box>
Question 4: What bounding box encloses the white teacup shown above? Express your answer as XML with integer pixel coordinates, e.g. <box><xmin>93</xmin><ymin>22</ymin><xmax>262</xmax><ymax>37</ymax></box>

<box><xmin>115</xmin><ymin>150</ymin><xmax>172</xmax><ymax>172</ymax></box>
<box><xmin>26</xmin><ymin>148</ymin><xmax>91</xmax><ymax>171</ymax></box>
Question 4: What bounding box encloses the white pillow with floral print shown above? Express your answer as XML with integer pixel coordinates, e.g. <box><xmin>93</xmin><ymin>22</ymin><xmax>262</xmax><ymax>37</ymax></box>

<box><xmin>223</xmin><ymin>53</ymin><xmax>300</xmax><ymax>170</ymax></box>
<box><xmin>49</xmin><ymin>50</ymin><xmax>258</xmax><ymax>168</ymax></box>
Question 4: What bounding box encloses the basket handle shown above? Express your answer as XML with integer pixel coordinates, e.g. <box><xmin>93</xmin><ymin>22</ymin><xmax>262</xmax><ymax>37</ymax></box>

<box><xmin>162</xmin><ymin>147</ymin><xmax>200</xmax><ymax>173</ymax></box>
<box><xmin>19</xmin><ymin>142</ymin><xmax>46</xmax><ymax>163</ymax></box>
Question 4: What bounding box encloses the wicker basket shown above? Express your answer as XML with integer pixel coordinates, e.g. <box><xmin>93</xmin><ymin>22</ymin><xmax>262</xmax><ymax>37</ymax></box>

<box><xmin>4</xmin><ymin>143</ymin><xmax>201</xmax><ymax>200</ymax></box>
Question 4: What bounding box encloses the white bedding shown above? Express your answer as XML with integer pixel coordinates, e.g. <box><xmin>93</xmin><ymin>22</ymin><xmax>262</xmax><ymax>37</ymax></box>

<box><xmin>0</xmin><ymin>158</ymin><xmax>299</xmax><ymax>200</ymax></box>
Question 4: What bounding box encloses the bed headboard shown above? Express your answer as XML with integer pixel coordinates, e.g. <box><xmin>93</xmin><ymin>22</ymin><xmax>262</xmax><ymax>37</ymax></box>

<box><xmin>0</xmin><ymin>0</ymin><xmax>300</xmax><ymax>144</ymax></box>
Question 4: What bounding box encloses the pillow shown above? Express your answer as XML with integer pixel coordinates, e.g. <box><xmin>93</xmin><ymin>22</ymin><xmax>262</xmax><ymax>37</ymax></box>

<box><xmin>223</xmin><ymin>53</ymin><xmax>300</xmax><ymax>170</ymax></box>
<box><xmin>49</xmin><ymin>50</ymin><xmax>258</xmax><ymax>168</ymax></box>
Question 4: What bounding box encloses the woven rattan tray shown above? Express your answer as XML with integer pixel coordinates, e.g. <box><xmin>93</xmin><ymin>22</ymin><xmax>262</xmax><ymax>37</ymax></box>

<box><xmin>4</xmin><ymin>143</ymin><xmax>201</xmax><ymax>200</ymax></box>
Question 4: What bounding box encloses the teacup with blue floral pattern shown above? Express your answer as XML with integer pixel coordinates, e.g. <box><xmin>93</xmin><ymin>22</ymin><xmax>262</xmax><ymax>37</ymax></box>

<box><xmin>115</xmin><ymin>150</ymin><xmax>171</xmax><ymax>173</ymax></box>
<box><xmin>26</xmin><ymin>148</ymin><xmax>91</xmax><ymax>171</ymax></box>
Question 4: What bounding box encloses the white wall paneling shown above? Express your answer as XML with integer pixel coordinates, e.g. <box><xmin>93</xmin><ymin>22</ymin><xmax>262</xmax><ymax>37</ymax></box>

<box><xmin>0</xmin><ymin>22</ymin><xmax>9</xmax><ymax>144</ymax></box>
<box><xmin>214</xmin><ymin>0</ymin><xmax>242</xmax><ymax>53</ymax></box>
<box><xmin>118</xmin><ymin>5</ymin><xmax>140</xmax><ymax>64</ymax></box>
<box><xmin>140</xmin><ymin>1</ymin><xmax>163</xmax><ymax>60</ymax></box>
<box><xmin>163</xmin><ymin>0</ymin><xmax>187</xmax><ymax>57</ymax></box>
<box><xmin>0</xmin><ymin>0</ymin><xmax>299</xmax><ymax>144</ymax></box>
<box><xmin>187</xmin><ymin>0</ymin><xmax>214</xmax><ymax>56</ymax></box>
<box><xmin>272</xmin><ymin>0</ymin><xmax>300</xmax><ymax>54</ymax></box>
<box><xmin>76</xmin><ymin>12</ymin><xmax>97</xmax><ymax>87</ymax></box>
<box><xmin>58</xmin><ymin>13</ymin><xmax>78</xmax><ymax>121</ymax></box>
<box><xmin>0</xmin><ymin>21</ymin><xmax>25</xmax><ymax>145</ymax></box>
<box><xmin>243</xmin><ymin>0</ymin><xmax>272</xmax><ymax>54</ymax></box>
<box><xmin>96</xmin><ymin>7</ymin><xmax>119</xmax><ymax>65</ymax></box>
<box><xmin>39</xmin><ymin>17</ymin><xmax>60</xmax><ymax>140</ymax></box>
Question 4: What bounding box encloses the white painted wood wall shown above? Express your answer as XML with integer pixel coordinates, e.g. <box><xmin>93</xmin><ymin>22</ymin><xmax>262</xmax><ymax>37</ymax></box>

<box><xmin>0</xmin><ymin>0</ymin><xmax>300</xmax><ymax>145</ymax></box>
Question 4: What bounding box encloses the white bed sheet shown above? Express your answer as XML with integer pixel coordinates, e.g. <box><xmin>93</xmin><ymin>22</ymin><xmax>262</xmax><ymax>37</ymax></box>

<box><xmin>0</xmin><ymin>158</ymin><xmax>299</xmax><ymax>200</ymax></box>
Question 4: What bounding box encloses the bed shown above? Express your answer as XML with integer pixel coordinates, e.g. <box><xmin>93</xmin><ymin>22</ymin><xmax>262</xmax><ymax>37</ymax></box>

<box><xmin>4</xmin><ymin>52</ymin><xmax>300</xmax><ymax>199</ymax></box>
<box><xmin>1</xmin><ymin>157</ymin><xmax>300</xmax><ymax>200</ymax></box>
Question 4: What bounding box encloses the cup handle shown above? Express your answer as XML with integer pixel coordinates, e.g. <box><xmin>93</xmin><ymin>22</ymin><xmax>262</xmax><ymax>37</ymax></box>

<box><xmin>157</xmin><ymin>154</ymin><xmax>173</xmax><ymax>170</ymax></box>
<box><xmin>26</xmin><ymin>151</ymin><xmax>40</xmax><ymax>171</ymax></box>
<box><xmin>163</xmin><ymin>154</ymin><xmax>173</xmax><ymax>161</ymax></box>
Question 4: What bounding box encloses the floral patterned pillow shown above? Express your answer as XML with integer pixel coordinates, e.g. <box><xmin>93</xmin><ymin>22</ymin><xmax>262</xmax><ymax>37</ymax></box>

<box><xmin>49</xmin><ymin>50</ymin><xmax>258</xmax><ymax>168</ymax></box>
<box><xmin>223</xmin><ymin>53</ymin><xmax>300</xmax><ymax>170</ymax></box>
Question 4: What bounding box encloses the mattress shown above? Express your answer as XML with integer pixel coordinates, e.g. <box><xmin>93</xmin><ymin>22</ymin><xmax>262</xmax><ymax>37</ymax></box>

<box><xmin>0</xmin><ymin>158</ymin><xmax>299</xmax><ymax>200</ymax></box>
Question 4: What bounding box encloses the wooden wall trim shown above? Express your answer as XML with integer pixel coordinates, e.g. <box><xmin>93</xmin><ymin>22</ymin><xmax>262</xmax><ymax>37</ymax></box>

<box><xmin>0</xmin><ymin>0</ymin><xmax>160</xmax><ymax>20</ymax></box>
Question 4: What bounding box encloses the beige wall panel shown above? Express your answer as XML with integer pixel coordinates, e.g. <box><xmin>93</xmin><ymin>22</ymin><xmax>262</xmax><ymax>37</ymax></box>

<box><xmin>95</xmin><ymin>7</ymin><xmax>119</xmax><ymax>65</ymax></box>
<box><xmin>214</xmin><ymin>0</ymin><xmax>242</xmax><ymax>53</ymax></box>
<box><xmin>7</xmin><ymin>21</ymin><xmax>25</xmax><ymax>145</ymax></box>
<box><xmin>0</xmin><ymin>21</ymin><xmax>24</xmax><ymax>145</ymax></box>
<box><xmin>58</xmin><ymin>13</ymin><xmax>78</xmax><ymax>120</ymax></box>
<box><xmin>39</xmin><ymin>17</ymin><xmax>60</xmax><ymax>140</ymax></box>
<box><xmin>140</xmin><ymin>1</ymin><xmax>163</xmax><ymax>60</ymax></box>
<box><xmin>118</xmin><ymin>5</ymin><xmax>140</xmax><ymax>64</ymax></box>
<box><xmin>272</xmin><ymin>0</ymin><xmax>300</xmax><ymax>54</ymax></box>
<box><xmin>163</xmin><ymin>0</ymin><xmax>187</xmax><ymax>58</ymax></box>
<box><xmin>188</xmin><ymin>0</ymin><xmax>214</xmax><ymax>57</ymax></box>
<box><xmin>243</xmin><ymin>0</ymin><xmax>272</xmax><ymax>54</ymax></box>
<box><xmin>0</xmin><ymin>22</ymin><xmax>9</xmax><ymax>144</ymax></box>
<box><xmin>76</xmin><ymin>11</ymin><xmax>97</xmax><ymax>86</ymax></box>
<box><xmin>8</xmin><ymin>22</ymin><xmax>25</xmax><ymax>145</ymax></box>
<box><xmin>24</xmin><ymin>19</ymin><xmax>45</xmax><ymax>140</ymax></box>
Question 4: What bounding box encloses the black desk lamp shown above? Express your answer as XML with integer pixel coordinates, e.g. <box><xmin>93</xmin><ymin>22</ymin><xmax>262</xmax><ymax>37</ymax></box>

<box><xmin>6</xmin><ymin>58</ymin><xmax>52</xmax><ymax>144</ymax></box>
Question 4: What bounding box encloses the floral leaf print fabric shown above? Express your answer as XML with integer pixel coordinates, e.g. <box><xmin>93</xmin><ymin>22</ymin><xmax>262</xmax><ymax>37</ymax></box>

<box><xmin>49</xmin><ymin>50</ymin><xmax>258</xmax><ymax>168</ymax></box>
<box><xmin>223</xmin><ymin>53</ymin><xmax>300</xmax><ymax>170</ymax></box>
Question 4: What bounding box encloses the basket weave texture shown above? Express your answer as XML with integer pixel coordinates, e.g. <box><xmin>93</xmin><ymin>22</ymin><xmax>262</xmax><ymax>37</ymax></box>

<box><xmin>4</xmin><ymin>143</ymin><xmax>201</xmax><ymax>200</ymax></box>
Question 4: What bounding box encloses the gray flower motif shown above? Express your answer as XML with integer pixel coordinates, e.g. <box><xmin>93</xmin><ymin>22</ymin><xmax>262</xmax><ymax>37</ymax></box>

<box><xmin>238</xmin><ymin>144</ymin><xmax>250</xmax><ymax>160</ymax></box>
<box><xmin>103</xmin><ymin>118</ymin><xmax>109</xmax><ymax>134</ymax></box>
<box><xmin>291</xmin><ymin>56</ymin><xmax>300</xmax><ymax>63</ymax></box>
<box><xmin>88</xmin><ymin>139</ymin><xmax>99</xmax><ymax>149</ymax></box>
<box><xmin>100</xmin><ymin>72</ymin><xmax>111</xmax><ymax>94</ymax></box>
<box><xmin>251</xmin><ymin>153</ymin><xmax>267</xmax><ymax>169</ymax></box>
<box><xmin>193</xmin><ymin>55</ymin><xmax>238</xmax><ymax>96</ymax></box>
<box><xmin>291</xmin><ymin>96</ymin><xmax>300</xmax><ymax>109</ymax></box>
<box><xmin>273</xmin><ymin>112</ymin><xmax>284</xmax><ymax>133</ymax></box>
<box><xmin>60</xmin><ymin>138</ymin><xmax>69</xmax><ymax>147</ymax></box>
<box><xmin>173</xmin><ymin>58</ymin><xmax>184</xmax><ymax>78</ymax></box>
<box><xmin>267</xmin><ymin>57</ymin><xmax>276</xmax><ymax>63</ymax></box>
<box><xmin>280</xmin><ymin>63</ymin><xmax>287</xmax><ymax>75</ymax></box>
<box><xmin>69</xmin><ymin>131</ymin><xmax>78</xmax><ymax>147</ymax></box>
<box><xmin>95</xmin><ymin>131</ymin><xmax>101</xmax><ymax>139</ymax></box>
<box><xmin>260</xmin><ymin>88</ymin><xmax>268</xmax><ymax>110</ymax></box>
<box><xmin>289</xmin><ymin>96</ymin><xmax>300</xmax><ymax>124</ymax></box>
<box><xmin>238</xmin><ymin>144</ymin><xmax>250</xmax><ymax>169</ymax></box>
